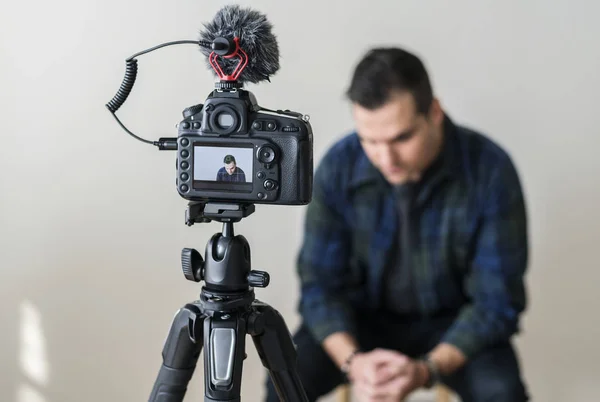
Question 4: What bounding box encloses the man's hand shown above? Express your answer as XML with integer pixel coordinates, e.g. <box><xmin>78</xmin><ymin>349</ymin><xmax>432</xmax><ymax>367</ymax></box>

<box><xmin>348</xmin><ymin>349</ymin><xmax>428</xmax><ymax>402</ymax></box>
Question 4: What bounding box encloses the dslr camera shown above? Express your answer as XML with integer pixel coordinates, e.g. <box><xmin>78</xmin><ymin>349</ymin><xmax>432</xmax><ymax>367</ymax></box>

<box><xmin>106</xmin><ymin>33</ymin><xmax>313</xmax><ymax>208</ymax></box>
<box><xmin>176</xmin><ymin>88</ymin><xmax>313</xmax><ymax>205</ymax></box>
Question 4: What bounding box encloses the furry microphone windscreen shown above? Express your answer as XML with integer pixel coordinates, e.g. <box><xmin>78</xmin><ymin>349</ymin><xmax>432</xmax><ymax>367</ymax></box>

<box><xmin>199</xmin><ymin>5</ymin><xmax>280</xmax><ymax>84</ymax></box>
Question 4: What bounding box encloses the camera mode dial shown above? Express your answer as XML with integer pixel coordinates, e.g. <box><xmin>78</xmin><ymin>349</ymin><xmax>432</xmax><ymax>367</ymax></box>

<box><xmin>182</xmin><ymin>104</ymin><xmax>203</xmax><ymax>119</ymax></box>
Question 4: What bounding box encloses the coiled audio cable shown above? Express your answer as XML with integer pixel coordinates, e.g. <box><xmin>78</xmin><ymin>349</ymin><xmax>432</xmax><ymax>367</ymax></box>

<box><xmin>105</xmin><ymin>40</ymin><xmax>213</xmax><ymax>147</ymax></box>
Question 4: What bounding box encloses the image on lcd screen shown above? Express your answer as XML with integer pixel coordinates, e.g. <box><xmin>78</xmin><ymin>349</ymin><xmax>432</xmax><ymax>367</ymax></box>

<box><xmin>193</xmin><ymin>144</ymin><xmax>253</xmax><ymax>192</ymax></box>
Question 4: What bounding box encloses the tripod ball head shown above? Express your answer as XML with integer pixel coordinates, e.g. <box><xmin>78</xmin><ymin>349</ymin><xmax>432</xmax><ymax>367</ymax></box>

<box><xmin>180</xmin><ymin>222</ymin><xmax>270</xmax><ymax>290</ymax></box>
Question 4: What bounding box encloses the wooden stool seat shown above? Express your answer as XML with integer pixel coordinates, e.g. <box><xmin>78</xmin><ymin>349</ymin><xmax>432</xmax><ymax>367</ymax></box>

<box><xmin>335</xmin><ymin>383</ymin><xmax>453</xmax><ymax>401</ymax></box>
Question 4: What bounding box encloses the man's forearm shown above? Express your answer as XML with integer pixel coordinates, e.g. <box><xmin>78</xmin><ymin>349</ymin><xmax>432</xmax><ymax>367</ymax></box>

<box><xmin>428</xmin><ymin>342</ymin><xmax>467</xmax><ymax>375</ymax></box>
<box><xmin>322</xmin><ymin>332</ymin><xmax>360</xmax><ymax>369</ymax></box>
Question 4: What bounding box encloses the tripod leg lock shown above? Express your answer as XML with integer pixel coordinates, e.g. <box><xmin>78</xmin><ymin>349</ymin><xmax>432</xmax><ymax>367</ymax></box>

<box><xmin>149</xmin><ymin>305</ymin><xmax>204</xmax><ymax>402</ymax></box>
<box><xmin>249</xmin><ymin>302</ymin><xmax>309</xmax><ymax>402</ymax></box>
<box><xmin>186</xmin><ymin>303</ymin><xmax>204</xmax><ymax>342</ymax></box>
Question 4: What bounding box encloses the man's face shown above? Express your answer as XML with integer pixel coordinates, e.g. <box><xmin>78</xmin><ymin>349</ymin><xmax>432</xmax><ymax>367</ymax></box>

<box><xmin>225</xmin><ymin>162</ymin><xmax>236</xmax><ymax>175</ymax></box>
<box><xmin>352</xmin><ymin>91</ymin><xmax>444</xmax><ymax>185</ymax></box>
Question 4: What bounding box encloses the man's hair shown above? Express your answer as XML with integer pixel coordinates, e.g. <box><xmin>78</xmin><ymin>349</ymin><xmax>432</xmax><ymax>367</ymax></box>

<box><xmin>223</xmin><ymin>154</ymin><xmax>236</xmax><ymax>164</ymax></box>
<box><xmin>345</xmin><ymin>47</ymin><xmax>433</xmax><ymax>114</ymax></box>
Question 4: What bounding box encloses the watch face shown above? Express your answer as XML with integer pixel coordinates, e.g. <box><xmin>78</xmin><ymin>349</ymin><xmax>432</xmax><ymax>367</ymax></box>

<box><xmin>422</xmin><ymin>357</ymin><xmax>439</xmax><ymax>388</ymax></box>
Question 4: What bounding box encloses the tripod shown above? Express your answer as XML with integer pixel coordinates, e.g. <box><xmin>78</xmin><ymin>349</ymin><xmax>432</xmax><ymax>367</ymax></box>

<box><xmin>148</xmin><ymin>202</ymin><xmax>309</xmax><ymax>402</ymax></box>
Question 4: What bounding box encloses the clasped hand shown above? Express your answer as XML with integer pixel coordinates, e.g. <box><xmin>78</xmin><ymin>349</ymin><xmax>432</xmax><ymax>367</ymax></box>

<box><xmin>347</xmin><ymin>349</ymin><xmax>428</xmax><ymax>402</ymax></box>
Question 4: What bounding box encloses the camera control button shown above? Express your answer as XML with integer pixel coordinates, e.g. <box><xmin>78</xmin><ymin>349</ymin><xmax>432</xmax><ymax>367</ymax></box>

<box><xmin>181</xmin><ymin>173</ymin><xmax>189</xmax><ymax>181</ymax></box>
<box><xmin>252</xmin><ymin>121</ymin><xmax>261</xmax><ymax>130</ymax></box>
<box><xmin>263</xmin><ymin>179</ymin><xmax>277</xmax><ymax>191</ymax></box>
<box><xmin>193</xmin><ymin>122</ymin><xmax>201</xmax><ymax>129</ymax></box>
<box><xmin>266</xmin><ymin>121</ymin><xmax>276</xmax><ymax>131</ymax></box>
<box><xmin>181</xmin><ymin>150</ymin><xmax>189</xmax><ymax>158</ymax></box>
<box><xmin>257</xmin><ymin>146</ymin><xmax>276</xmax><ymax>164</ymax></box>
<box><xmin>180</xmin><ymin>138</ymin><xmax>189</xmax><ymax>146</ymax></box>
<box><xmin>257</xmin><ymin>171</ymin><xmax>265</xmax><ymax>179</ymax></box>
<box><xmin>182</xmin><ymin>122</ymin><xmax>191</xmax><ymax>129</ymax></box>
<box><xmin>180</xmin><ymin>184</ymin><xmax>189</xmax><ymax>193</ymax></box>
<box><xmin>257</xmin><ymin>192</ymin><xmax>266</xmax><ymax>199</ymax></box>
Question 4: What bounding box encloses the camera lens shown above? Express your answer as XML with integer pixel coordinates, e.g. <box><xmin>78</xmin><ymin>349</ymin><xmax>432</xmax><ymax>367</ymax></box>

<box><xmin>257</xmin><ymin>146</ymin><xmax>276</xmax><ymax>164</ymax></box>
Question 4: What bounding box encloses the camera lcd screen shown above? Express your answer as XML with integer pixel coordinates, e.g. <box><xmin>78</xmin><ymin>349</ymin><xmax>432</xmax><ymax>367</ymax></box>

<box><xmin>193</xmin><ymin>143</ymin><xmax>254</xmax><ymax>192</ymax></box>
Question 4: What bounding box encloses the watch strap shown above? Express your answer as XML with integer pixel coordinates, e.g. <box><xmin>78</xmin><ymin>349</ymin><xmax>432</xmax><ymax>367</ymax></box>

<box><xmin>340</xmin><ymin>349</ymin><xmax>360</xmax><ymax>376</ymax></box>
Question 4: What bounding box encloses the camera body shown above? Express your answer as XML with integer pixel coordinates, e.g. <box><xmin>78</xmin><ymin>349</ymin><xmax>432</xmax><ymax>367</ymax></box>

<box><xmin>176</xmin><ymin>88</ymin><xmax>313</xmax><ymax>205</ymax></box>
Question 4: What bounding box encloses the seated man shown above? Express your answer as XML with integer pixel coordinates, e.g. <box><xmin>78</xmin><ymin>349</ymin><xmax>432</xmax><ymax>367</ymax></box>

<box><xmin>216</xmin><ymin>154</ymin><xmax>246</xmax><ymax>182</ymax></box>
<box><xmin>265</xmin><ymin>47</ymin><xmax>530</xmax><ymax>402</ymax></box>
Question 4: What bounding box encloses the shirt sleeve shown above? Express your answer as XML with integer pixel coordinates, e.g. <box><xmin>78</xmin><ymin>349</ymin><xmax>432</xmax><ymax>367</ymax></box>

<box><xmin>296</xmin><ymin>153</ymin><xmax>357</xmax><ymax>344</ymax></box>
<box><xmin>441</xmin><ymin>158</ymin><xmax>529</xmax><ymax>359</ymax></box>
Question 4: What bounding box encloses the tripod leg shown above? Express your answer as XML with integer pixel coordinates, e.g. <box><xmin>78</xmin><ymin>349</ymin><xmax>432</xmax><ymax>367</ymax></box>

<box><xmin>203</xmin><ymin>312</ymin><xmax>247</xmax><ymax>402</ymax></box>
<box><xmin>248</xmin><ymin>302</ymin><xmax>309</xmax><ymax>402</ymax></box>
<box><xmin>149</xmin><ymin>304</ymin><xmax>204</xmax><ymax>402</ymax></box>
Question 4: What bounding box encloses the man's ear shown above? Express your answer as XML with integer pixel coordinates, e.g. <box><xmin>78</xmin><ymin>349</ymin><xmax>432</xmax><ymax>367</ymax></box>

<box><xmin>428</xmin><ymin>97</ymin><xmax>444</xmax><ymax>125</ymax></box>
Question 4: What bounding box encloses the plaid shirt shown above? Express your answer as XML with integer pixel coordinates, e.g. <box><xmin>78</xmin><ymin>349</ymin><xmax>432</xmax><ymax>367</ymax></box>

<box><xmin>296</xmin><ymin>115</ymin><xmax>528</xmax><ymax>359</ymax></box>
<box><xmin>216</xmin><ymin>167</ymin><xmax>246</xmax><ymax>182</ymax></box>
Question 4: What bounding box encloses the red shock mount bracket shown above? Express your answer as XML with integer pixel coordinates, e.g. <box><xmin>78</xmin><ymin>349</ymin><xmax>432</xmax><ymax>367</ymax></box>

<box><xmin>209</xmin><ymin>37</ymin><xmax>248</xmax><ymax>82</ymax></box>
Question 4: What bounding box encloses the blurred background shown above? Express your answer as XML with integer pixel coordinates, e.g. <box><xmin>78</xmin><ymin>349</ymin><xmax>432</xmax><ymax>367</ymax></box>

<box><xmin>1</xmin><ymin>0</ymin><xmax>599</xmax><ymax>401</ymax></box>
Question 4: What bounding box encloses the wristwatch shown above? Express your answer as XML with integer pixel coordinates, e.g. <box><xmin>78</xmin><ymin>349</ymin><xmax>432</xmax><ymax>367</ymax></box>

<box><xmin>340</xmin><ymin>349</ymin><xmax>360</xmax><ymax>377</ymax></box>
<box><xmin>420</xmin><ymin>355</ymin><xmax>441</xmax><ymax>389</ymax></box>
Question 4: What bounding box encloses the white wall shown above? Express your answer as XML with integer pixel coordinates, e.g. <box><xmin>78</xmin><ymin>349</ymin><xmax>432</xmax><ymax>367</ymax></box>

<box><xmin>1</xmin><ymin>1</ymin><xmax>599</xmax><ymax>401</ymax></box>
